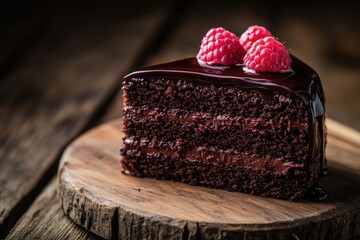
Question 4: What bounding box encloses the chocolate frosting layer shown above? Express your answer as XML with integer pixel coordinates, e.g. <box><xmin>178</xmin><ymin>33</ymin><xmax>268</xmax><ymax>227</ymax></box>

<box><xmin>124</xmin><ymin>56</ymin><xmax>326</xmax><ymax>178</ymax></box>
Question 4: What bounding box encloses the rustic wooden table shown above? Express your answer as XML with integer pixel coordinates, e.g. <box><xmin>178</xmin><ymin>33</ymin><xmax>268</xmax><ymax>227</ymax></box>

<box><xmin>1</xmin><ymin>1</ymin><xmax>359</xmax><ymax>239</ymax></box>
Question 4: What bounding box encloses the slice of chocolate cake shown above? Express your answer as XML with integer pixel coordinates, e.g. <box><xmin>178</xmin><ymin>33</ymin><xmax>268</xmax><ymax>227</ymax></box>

<box><xmin>121</xmin><ymin>27</ymin><xmax>326</xmax><ymax>201</ymax></box>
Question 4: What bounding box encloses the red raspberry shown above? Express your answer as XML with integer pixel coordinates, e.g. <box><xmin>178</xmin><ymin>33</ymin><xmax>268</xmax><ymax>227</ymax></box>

<box><xmin>240</xmin><ymin>25</ymin><xmax>272</xmax><ymax>51</ymax></box>
<box><xmin>243</xmin><ymin>36</ymin><xmax>291</xmax><ymax>72</ymax></box>
<box><xmin>197</xmin><ymin>27</ymin><xmax>245</xmax><ymax>66</ymax></box>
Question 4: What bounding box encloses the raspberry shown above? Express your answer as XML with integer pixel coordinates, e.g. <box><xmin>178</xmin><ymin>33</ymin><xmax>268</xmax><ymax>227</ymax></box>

<box><xmin>243</xmin><ymin>36</ymin><xmax>291</xmax><ymax>72</ymax></box>
<box><xmin>240</xmin><ymin>25</ymin><xmax>272</xmax><ymax>51</ymax></box>
<box><xmin>197</xmin><ymin>27</ymin><xmax>245</xmax><ymax>66</ymax></box>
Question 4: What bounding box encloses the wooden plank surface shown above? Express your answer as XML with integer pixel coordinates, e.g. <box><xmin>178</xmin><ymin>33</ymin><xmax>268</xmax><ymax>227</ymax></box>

<box><xmin>56</xmin><ymin>119</ymin><xmax>360</xmax><ymax>239</ymax></box>
<box><xmin>5</xmin><ymin>178</ymin><xmax>101</xmax><ymax>240</ymax></box>
<box><xmin>0</xmin><ymin>1</ymin><xmax>167</xmax><ymax>238</ymax></box>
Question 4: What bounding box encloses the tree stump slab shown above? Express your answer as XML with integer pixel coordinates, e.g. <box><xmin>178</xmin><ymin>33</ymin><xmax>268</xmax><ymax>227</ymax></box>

<box><xmin>58</xmin><ymin>120</ymin><xmax>360</xmax><ymax>239</ymax></box>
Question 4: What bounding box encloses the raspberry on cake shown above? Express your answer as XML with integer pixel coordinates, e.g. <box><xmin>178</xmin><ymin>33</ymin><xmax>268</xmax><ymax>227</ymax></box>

<box><xmin>121</xmin><ymin>26</ymin><xmax>326</xmax><ymax>201</ymax></box>
<box><xmin>240</xmin><ymin>25</ymin><xmax>272</xmax><ymax>51</ymax></box>
<box><xmin>244</xmin><ymin>36</ymin><xmax>291</xmax><ymax>73</ymax></box>
<box><xmin>196</xmin><ymin>27</ymin><xmax>245</xmax><ymax>65</ymax></box>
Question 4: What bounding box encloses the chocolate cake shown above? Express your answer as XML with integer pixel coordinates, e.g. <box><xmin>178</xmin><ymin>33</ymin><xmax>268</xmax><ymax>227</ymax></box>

<box><xmin>121</xmin><ymin>26</ymin><xmax>327</xmax><ymax>201</ymax></box>
<box><xmin>121</xmin><ymin>56</ymin><xmax>326</xmax><ymax>201</ymax></box>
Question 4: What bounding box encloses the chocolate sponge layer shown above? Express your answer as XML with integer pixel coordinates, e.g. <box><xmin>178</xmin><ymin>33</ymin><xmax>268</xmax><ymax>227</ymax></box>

<box><xmin>124</xmin><ymin>78</ymin><xmax>308</xmax><ymax>123</ymax></box>
<box><xmin>124</xmin><ymin>114</ymin><xmax>309</xmax><ymax>163</ymax></box>
<box><xmin>121</xmin><ymin>149</ymin><xmax>320</xmax><ymax>201</ymax></box>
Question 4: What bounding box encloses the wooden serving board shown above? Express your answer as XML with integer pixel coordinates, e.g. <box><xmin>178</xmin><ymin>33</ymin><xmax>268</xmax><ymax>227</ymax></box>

<box><xmin>58</xmin><ymin>119</ymin><xmax>360</xmax><ymax>240</ymax></box>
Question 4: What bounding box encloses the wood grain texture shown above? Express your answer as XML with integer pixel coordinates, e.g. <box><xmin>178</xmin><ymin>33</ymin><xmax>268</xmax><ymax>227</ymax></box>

<box><xmin>0</xmin><ymin>2</ymin><xmax>165</xmax><ymax>237</ymax></box>
<box><xmin>58</xmin><ymin>119</ymin><xmax>360</xmax><ymax>240</ymax></box>
<box><xmin>327</xmin><ymin>118</ymin><xmax>360</xmax><ymax>148</ymax></box>
<box><xmin>6</xmin><ymin>178</ymin><xmax>101</xmax><ymax>240</ymax></box>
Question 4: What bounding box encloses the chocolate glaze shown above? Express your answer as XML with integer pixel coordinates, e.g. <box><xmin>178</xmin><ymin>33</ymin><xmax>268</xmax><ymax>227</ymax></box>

<box><xmin>304</xmin><ymin>185</ymin><xmax>329</xmax><ymax>201</ymax></box>
<box><xmin>125</xmin><ymin>57</ymin><xmax>320</xmax><ymax>101</ymax></box>
<box><xmin>124</xmin><ymin>56</ymin><xmax>326</xmax><ymax>180</ymax></box>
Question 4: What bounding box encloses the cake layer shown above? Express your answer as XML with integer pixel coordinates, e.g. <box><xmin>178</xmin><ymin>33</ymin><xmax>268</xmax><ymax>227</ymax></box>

<box><xmin>124</xmin><ymin>106</ymin><xmax>308</xmax><ymax>131</ymax></box>
<box><xmin>123</xmin><ymin>116</ymin><xmax>309</xmax><ymax>162</ymax></box>
<box><xmin>121</xmin><ymin>150</ymin><xmax>321</xmax><ymax>201</ymax></box>
<box><xmin>124</xmin><ymin>78</ymin><xmax>309</xmax><ymax>124</ymax></box>
<box><xmin>123</xmin><ymin>137</ymin><xmax>306</xmax><ymax>172</ymax></box>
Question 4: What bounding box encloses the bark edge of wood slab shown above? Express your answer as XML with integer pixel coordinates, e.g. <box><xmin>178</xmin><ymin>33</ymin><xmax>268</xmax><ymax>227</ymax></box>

<box><xmin>58</xmin><ymin>119</ymin><xmax>360</xmax><ymax>240</ymax></box>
